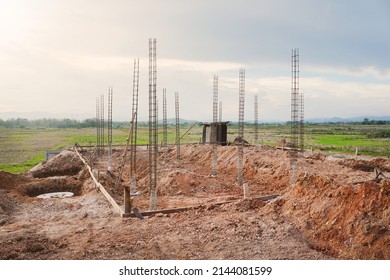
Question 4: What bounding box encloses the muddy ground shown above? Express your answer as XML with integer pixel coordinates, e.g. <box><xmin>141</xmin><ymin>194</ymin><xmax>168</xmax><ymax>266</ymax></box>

<box><xmin>0</xmin><ymin>144</ymin><xmax>389</xmax><ymax>259</ymax></box>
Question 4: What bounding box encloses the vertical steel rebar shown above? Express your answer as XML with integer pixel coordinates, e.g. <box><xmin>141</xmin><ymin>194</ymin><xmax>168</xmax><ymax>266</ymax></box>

<box><xmin>299</xmin><ymin>91</ymin><xmax>304</xmax><ymax>152</ymax></box>
<box><xmin>175</xmin><ymin>92</ymin><xmax>180</xmax><ymax>161</ymax></box>
<box><xmin>290</xmin><ymin>48</ymin><xmax>299</xmax><ymax>185</ymax></box>
<box><xmin>212</xmin><ymin>75</ymin><xmax>218</xmax><ymax>176</ymax></box>
<box><xmin>254</xmin><ymin>94</ymin><xmax>259</xmax><ymax>145</ymax></box>
<box><xmin>130</xmin><ymin>58</ymin><xmax>139</xmax><ymax>195</ymax></box>
<box><xmin>156</xmin><ymin>98</ymin><xmax>159</xmax><ymax>146</ymax></box>
<box><xmin>96</xmin><ymin>97</ymin><xmax>100</xmax><ymax>156</ymax></box>
<box><xmin>100</xmin><ymin>94</ymin><xmax>104</xmax><ymax>158</ymax></box>
<box><xmin>162</xmin><ymin>88</ymin><xmax>168</xmax><ymax>162</ymax></box>
<box><xmin>108</xmin><ymin>86</ymin><xmax>113</xmax><ymax>170</ymax></box>
<box><xmin>149</xmin><ymin>38</ymin><xmax>158</xmax><ymax>210</ymax></box>
<box><xmin>237</xmin><ymin>68</ymin><xmax>245</xmax><ymax>186</ymax></box>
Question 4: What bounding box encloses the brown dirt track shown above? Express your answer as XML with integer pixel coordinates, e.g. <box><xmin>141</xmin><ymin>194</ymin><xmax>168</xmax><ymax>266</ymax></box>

<box><xmin>0</xmin><ymin>144</ymin><xmax>388</xmax><ymax>259</ymax></box>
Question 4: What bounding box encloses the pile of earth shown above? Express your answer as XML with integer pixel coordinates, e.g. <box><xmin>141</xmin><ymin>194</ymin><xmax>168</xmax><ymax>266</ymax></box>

<box><xmin>29</xmin><ymin>150</ymin><xmax>84</xmax><ymax>178</ymax></box>
<box><xmin>340</xmin><ymin>158</ymin><xmax>390</xmax><ymax>172</ymax></box>
<box><xmin>278</xmin><ymin>174</ymin><xmax>389</xmax><ymax>259</ymax></box>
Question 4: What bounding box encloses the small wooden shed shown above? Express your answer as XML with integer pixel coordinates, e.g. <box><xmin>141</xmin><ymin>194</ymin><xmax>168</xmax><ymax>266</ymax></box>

<box><xmin>201</xmin><ymin>122</ymin><xmax>229</xmax><ymax>146</ymax></box>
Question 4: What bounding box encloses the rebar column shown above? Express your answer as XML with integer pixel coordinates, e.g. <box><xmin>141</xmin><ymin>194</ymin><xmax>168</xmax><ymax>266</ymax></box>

<box><xmin>130</xmin><ymin>58</ymin><xmax>139</xmax><ymax>195</ymax></box>
<box><xmin>156</xmin><ymin>98</ymin><xmax>159</xmax><ymax>146</ymax></box>
<box><xmin>299</xmin><ymin>91</ymin><xmax>304</xmax><ymax>152</ymax></box>
<box><xmin>290</xmin><ymin>48</ymin><xmax>299</xmax><ymax>185</ymax></box>
<box><xmin>108</xmin><ymin>86</ymin><xmax>113</xmax><ymax>170</ymax></box>
<box><xmin>175</xmin><ymin>92</ymin><xmax>180</xmax><ymax>161</ymax></box>
<box><xmin>149</xmin><ymin>38</ymin><xmax>158</xmax><ymax>211</ymax></box>
<box><xmin>162</xmin><ymin>88</ymin><xmax>168</xmax><ymax>162</ymax></box>
<box><xmin>100</xmin><ymin>94</ymin><xmax>104</xmax><ymax>158</ymax></box>
<box><xmin>254</xmin><ymin>94</ymin><xmax>259</xmax><ymax>145</ymax></box>
<box><xmin>212</xmin><ymin>75</ymin><xmax>218</xmax><ymax>176</ymax></box>
<box><xmin>237</xmin><ymin>68</ymin><xmax>245</xmax><ymax>186</ymax></box>
<box><xmin>96</xmin><ymin>97</ymin><xmax>100</xmax><ymax>156</ymax></box>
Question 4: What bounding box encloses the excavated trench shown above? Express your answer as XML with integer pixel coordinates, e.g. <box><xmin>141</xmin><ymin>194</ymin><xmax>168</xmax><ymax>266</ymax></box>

<box><xmin>24</xmin><ymin>177</ymin><xmax>83</xmax><ymax>198</ymax></box>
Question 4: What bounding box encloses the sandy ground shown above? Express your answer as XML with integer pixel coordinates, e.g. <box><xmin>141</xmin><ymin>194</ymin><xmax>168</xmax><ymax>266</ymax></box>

<box><xmin>0</xmin><ymin>144</ymin><xmax>389</xmax><ymax>259</ymax></box>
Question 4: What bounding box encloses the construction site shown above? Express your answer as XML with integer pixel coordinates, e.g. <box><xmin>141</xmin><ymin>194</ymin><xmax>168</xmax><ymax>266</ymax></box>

<box><xmin>0</xmin><ymin>41</ymin><xmax>389</xmax><ymax>260</ymax></box>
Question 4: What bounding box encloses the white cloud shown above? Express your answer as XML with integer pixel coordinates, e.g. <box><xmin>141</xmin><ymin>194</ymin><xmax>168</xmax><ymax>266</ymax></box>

<box><xmin>306</xmin><ymin>64</ymin><xmax>390</xmax><ymax>81</ymax></box>
<box><xmin>234</xmin><ymin>75</ymin><xmax>390</xmax><ymax>121</ymax></box>
<box><xmin>159</xmin><ymin>59</ymin><xmax>242</xmax><ymax>73</ymax></box>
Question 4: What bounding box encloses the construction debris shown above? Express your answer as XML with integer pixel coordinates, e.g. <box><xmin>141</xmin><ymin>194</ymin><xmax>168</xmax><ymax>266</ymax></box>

<box><xmin>353</xmin><ymin>167</ymin><xmax>389</xmax><ymax>185</ymax></box>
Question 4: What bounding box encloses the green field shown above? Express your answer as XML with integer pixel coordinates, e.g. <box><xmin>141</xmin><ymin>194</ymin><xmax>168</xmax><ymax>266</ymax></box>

<box><xmin>0</xmin><ymin>124</ymin><xmax>389</xmax><ymax>173</ymax></box>
<box><xmin>0</xmin><ymin>126</ymin><xmax>203</xmax><ymax>173</ymax></box>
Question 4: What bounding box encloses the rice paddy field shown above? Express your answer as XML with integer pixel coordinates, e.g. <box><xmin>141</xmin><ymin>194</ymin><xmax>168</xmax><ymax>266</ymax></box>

<box><xmin>0</xmin><ymin>124</ymin><xmax>389</xmax><ymax>174</ymax></box>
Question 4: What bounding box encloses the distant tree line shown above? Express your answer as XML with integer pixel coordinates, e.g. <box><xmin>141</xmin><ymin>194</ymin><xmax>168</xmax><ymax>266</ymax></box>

<box><xmin>361</xmin><ymin>118</ymin><xmax>390</xmax><ymax>125</ymax></box>
<box><xmin>0</xmin><ymin>118</ymin><xmax>92</xmax><ymax>128</ymax></box>
<box><xmin>1</xmin><ymin>117</ymin><xmax>389</xmax><ymax>129</ymax></box>
<box><xmin>291</xmin><ymin>119</ymin><xmax>390</xmax><ymax>125</ymax></box>
<box><xmin>0</xmin><ymin>118</ymin><xmax>199</xmax><ymax>128</ymax></box>
<box><xmin>0</xmin><ymin>118</ymin><xmax>129</xmax><ymax>128</ymax></box>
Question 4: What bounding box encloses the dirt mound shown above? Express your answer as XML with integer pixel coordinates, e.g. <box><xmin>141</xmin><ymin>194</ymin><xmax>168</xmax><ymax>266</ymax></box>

<box><xmin>276</xmin><ymin>138</ymin><xmax>294</xmax><ymax>148</ymax></box>
<box><xmin>0</xmin><ymin>172</ymin><xmax>25</xmax><ymax>225</ymax></box>
<box><xmin>230</xmin><ymin>136</ymin><xmax>250</xmax><ymax>146</ymax></box>
<box><xmin>158</xmin><ymin>170</ymin><xmax>202</xmax><ymax>195</ymax></box>
<box><xmin>0</xmin><ymin>231</ymin><xmax>61</xmax><ymax>260</ymax></box>
<box><xmin>340</xmin><ymin>158</ymin><xmax>390</xmax><ymax>172</ymax></box>
<box><xmin>0</xmin><ymin>172</ymin><xmax>22</xmax><ymax>225</ymax></box>
<box><xmin>307</xmin><ymin>152</ymin><xmax>326</xmax><ymax>161</ymax></box>
<box><xmin>232</xmin><ymin>198</ymin><xmax>266</xmax><ymax>212</ymax></box>
<box><xmin>0</xmin><ymin>190</ymin><xmax>19</xmax><ymax>225</ymax></box>
<box><xmin>0</xmin><ymin>171</ymin><xmax>30</xmax><ymax>191</ymax></box>
<box><xmin>281</xmin><ymin>174</ymin><xmax>390</xmax><ymax>259</ymax></box>
<box><xmin>0</xmin><ymin>171</ymin><xmax>17</xmax><ymax>187</ymax></box>
<box><xmin>30</xmin><ymin>150</ymin><xmax>83</xmax><ymax>178</ymax></box>
<box><xmin>0</xmin><ymin>190</ymin><xmax>17</xmax><ymax>214</ymax></box>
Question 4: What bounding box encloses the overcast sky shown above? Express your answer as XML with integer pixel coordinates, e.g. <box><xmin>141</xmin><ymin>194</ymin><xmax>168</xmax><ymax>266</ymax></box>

<box><xmin>0</xmin><ymin>0</ymin><xmax>389</xmax><ymax>122</ymax></box>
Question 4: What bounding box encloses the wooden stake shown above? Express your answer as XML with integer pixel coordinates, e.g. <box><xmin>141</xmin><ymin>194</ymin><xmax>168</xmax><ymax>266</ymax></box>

<box><xmin>74</xmin><ymin>147</ymin><xmax>124</xmax><ymax>216</ymax></box>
